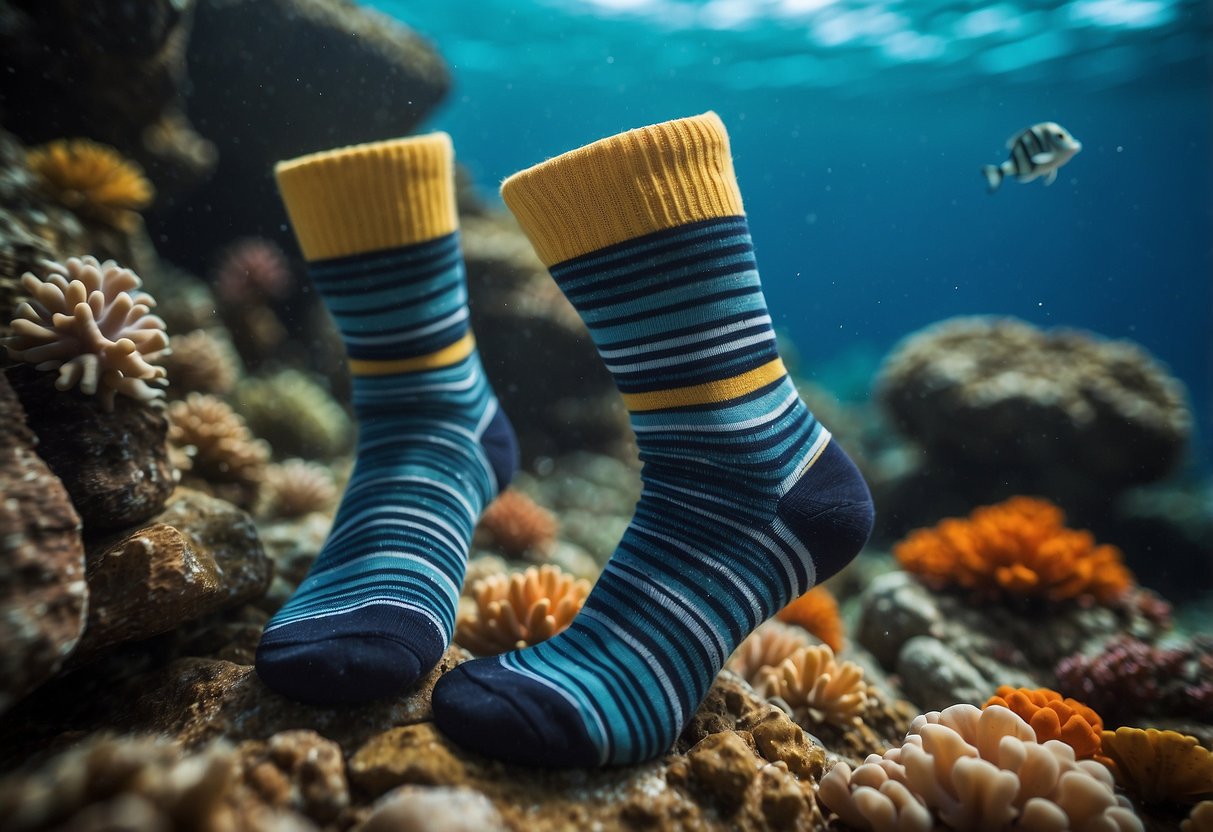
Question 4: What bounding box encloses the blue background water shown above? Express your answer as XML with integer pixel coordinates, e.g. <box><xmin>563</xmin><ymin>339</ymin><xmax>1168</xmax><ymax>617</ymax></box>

<box><xmin>373</xmin><ymin>0</ymin><xmax>1212</xmax><ymax>469</ymax></box>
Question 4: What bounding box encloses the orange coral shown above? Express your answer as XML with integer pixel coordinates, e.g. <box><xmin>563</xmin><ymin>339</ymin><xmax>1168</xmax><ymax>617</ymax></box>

<box><xmin>894</xmin><ymin>496</ymin><xmax>1134</xmax><ymax>603</ymax></box>
<box><xmin>1100</xmin><ymin>728</ymin><xmax>1213</xmax><ymax>805</ymax></box>
<box><xmin>753</xmin><ymin>643</ymin><xmax>870</xmax><ymax>725</ymax></box>
<box><xmin>776</xmin><ymin>585</ymin><xmax>844</xmax><ymax>652</ymax></box>
<box><xmin>455</xmin><ymin>565</ymin><xmax>590</xmax><ymax>656</ymax></box>
<box><xmin>984</xmin><ymin>685</ymin><xmax>1104</xmax><ymax>759</ymax></box>
<box><xmin>474</xmin><ymin>489</ymin><xmax>558</xmax><ymax>557</ymax></box>
<box><xmin>27</xmin><ymin>138</ymin><xmax>153</xmax><ymax>230</ymax></box>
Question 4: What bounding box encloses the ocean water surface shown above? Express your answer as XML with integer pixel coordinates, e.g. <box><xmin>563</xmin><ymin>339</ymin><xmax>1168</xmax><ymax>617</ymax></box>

<box><xmin>372</xmin><ymin>0</ymin><xmax>1213</xmax><ymax>468</ymax></box>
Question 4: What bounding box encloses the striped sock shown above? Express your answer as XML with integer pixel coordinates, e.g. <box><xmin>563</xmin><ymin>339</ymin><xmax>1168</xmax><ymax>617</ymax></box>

<box><xmin>255</xmin><ymin>134</ymin><xmax>517</xmax><ymax>705</ymax></box>
<box><xmin>432</xmin><ymin>113</ymin><xmax>874</xmax><ymax>766</ymax></box>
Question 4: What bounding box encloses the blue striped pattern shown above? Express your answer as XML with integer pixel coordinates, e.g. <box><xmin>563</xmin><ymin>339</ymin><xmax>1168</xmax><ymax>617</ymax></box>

<box><xmin>256</xmin><ymin>232</ymin><xmax>504</xmax><ymax>705</ymax></box>
<box><xmin>433</xmin><ymin>217</ymin><xmax>873</xmax><ymax>765</ymax></box>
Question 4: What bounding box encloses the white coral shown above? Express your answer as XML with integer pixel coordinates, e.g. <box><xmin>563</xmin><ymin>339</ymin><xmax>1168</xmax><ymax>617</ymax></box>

<box><xmin>818</xmin><ymin>704</ymin><xmax>1144</xmax><ymax>832</ymax></box>
<box><xmin>5</xmin><ymin>256</ymin><xmax>168</xmax><ymax>410</ymax></box>
<box><xmin>753</xmin><ymin>642</ymin><xmax>870</xmax><ymax>725</ymax></box>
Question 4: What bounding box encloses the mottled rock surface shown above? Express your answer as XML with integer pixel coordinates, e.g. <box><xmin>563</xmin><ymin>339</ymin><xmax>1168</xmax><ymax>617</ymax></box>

<box><xmin>6</xmin><ymin>366</ymin><xmax>176</xmax><ymax>533</ymax></box>
<box><xmin>70</xmin><ymin>489</ymin><xmax>271</xmax><ymax>661</ymax></box>
<box><xmin>0</xmin><ymin>374</ymin><xmax>87</xmax><ymax>716</ymax></box>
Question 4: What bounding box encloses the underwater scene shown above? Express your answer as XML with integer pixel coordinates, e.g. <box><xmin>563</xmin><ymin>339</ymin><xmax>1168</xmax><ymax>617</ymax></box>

<box><xmin>0</xmin><ymin>0</ymin><xmax>1210</xmax><ymax>830</ymax></box>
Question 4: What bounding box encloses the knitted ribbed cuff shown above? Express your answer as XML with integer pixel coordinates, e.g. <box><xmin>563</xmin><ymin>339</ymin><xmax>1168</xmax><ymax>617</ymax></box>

<box><xmin>274</xmin><ymin>133</ymin><xmax>458</xmax><ymax>262</ymax></box>
<box><xmin>500</xmin><ymin>112</ymin><xmax>745</xmax><ymax>267</ymax></box>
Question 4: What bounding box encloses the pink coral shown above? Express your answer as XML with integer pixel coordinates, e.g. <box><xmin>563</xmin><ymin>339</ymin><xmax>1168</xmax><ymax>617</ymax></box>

<box><xmin>213</xmin><ymin>237</ymin><xmax>292</xmax><ymax>303</ymax></box>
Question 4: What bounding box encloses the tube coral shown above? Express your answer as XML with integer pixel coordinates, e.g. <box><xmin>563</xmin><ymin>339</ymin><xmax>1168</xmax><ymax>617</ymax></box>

<box><xmin>26</xmin><ymin>139</ymin><xmax>154</xmax><ymax>230</ymax></box>
<box><xmin>894</xmin><ymin>496</ymin><xmax>1134</xmax><ymax>603</ymax></box>
<box><xmin>983</xmin><ymin>685</ymin><xmax>1104</xmax><ymax>760</ymax></box>
<box><xmin>818</xmin><ymin>704</ymin><xmax>1144</xmax><ymax>832</ymax></box>
<box><xmin>455</xmin><ymin>565</ymin><xmax>590</xmax><ymax>656</ymax></box>
<box><xmin>776</xmin><ymin>585</ymin><xmax>844</xmax><ymax>652</ymax></box>
<box><xmin>4</xmin><ymin>257</ymin><xmax>168</xmax><ymax>410</ymax></box>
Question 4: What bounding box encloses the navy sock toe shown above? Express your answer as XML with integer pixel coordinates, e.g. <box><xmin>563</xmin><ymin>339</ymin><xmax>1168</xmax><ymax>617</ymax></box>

<box><xmin>256</xmin><ymin>606</ymin><xmax>442</xmax><ymax>705</ymax></box>
<box><xmin>433</xmin><ymin>660</ymin><xmax>602</xmax><ymax>767</ymax></box>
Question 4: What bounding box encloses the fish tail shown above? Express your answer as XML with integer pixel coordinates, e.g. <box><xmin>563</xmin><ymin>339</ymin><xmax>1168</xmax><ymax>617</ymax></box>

<box><xmin>983</xmin><ymin>164</ymin><xmax>1004</xmax><ymax>193</ymax></box>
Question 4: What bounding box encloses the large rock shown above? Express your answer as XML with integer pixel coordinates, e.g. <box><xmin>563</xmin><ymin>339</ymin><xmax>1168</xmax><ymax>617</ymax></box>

<box><xmin>0</xmin><ymin>0</ymin><xmax>216</xmax><ymax>199</ymax></box>
<box><xmin>70</xmin><ymin>489</ymin><xmax>271</xmax><ymax>661</ymax></box>
<box><xmin>150</xmin><ymin>0</ymin><xmax>450</xmax><ymax>271</ymax></box>
<box><xmin>0</xmin><ymin>374</ymin><xmax>87</xmax><ymax>716</ymax></box>
<box><xmin>5</xmin><ymin>366</ymin><xmax>177</xmax><ymax>534</ymax></box>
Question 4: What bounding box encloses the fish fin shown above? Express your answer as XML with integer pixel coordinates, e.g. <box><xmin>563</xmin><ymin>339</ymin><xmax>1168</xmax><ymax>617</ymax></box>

<box><xmin>1044</xmin><ymin>169</ymin><xmax>1058</xmax><ymax>186</ymax></box>
<box><xmin>1031</xmin><ymin>152</ymin><xmax>1055</xmax><ymax>165</ymax></box>
<box><xmin>983</xmin><ymin>164</ymin><xmax>1003</xmax><ymax>193</ymax></box>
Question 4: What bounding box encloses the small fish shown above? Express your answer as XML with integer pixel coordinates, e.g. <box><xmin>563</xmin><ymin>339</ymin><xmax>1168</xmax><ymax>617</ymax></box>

<box><xmin>983</xmin><ymin>122</ymin><xmax>1082</xmax><ymax>192</ymax></box>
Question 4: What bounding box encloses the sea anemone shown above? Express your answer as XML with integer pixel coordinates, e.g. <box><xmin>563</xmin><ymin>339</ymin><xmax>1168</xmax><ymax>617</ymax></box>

<box><xmin>258</xmin><ymin>459</ymin><xmax>338</xmax><ymax>519</ymax></box>
<box><xmin>26</xmin><ymin>139</ymin><xmax>154</xmax><ymax>230</ymax></box>
<box><xmin>1100</xmin><ymin>728</ymin><xmax>1213</xmax><ymax>805</ymax></box>
<box><xmin>776</xmin><ymin>585</ymin><xmax>844</xmax><ymax>652</ymax></box>
<box><xmin>212</xmin><ymin>237</ymin><xmax>292</xmax><ymax>303</ymax></box>
<box><xmin>1054</xmin><ymin>636</ymin><xmax>1213</xmax><ymax>726</ymax></box>
<box><xmin>455</xmin><ymin>565</ymin><xmax>590</xmax><ymax>656</ymax></box>
<box><xmin>894</xmin><ymin>496</ymin><xmax>1135</xmax><ymax>603</ymax></box>
<box><xmin>726</xmin><ymin>621</ymin><xmax>814</xmax><ymax>686</ymax></box>
<box><xmin>753</xmin><ymin>643</ymin><xmax>870</xmax><ymax>725</ymax></box>
<box><xmin>167</xmin><ymin>392</ymin><xmax>269</xmax><ymax>508</ymax></box>
<box><xmin>474</xmin><ymin>489</ymin><xmax>559</xmax><ymax>558</ymax></box>
<box><xmin>4</xmin><ymin>256</ymin><xmax>168</xmax><ymax>410</ymax></box>
<box><xmin>818</xmin><ymin>704</ymin><xmax>1143</xmax><ymax>832</ymax></box>
<box><xmin>161</xmin><ymin>329</ymin><xmax>241</xmax><ymax>397</ymax></box>
<box><xmin>983</xmin><ymin>685</ymin><xmax>1104</xmax><ymax>760</ymax></box>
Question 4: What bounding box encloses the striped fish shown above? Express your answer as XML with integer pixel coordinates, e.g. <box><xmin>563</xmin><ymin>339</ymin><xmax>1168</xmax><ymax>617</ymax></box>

<box><xmin>984</xmin><ymin>122</ymin><xmax>1082</xmax><ymax>192</ymax></box>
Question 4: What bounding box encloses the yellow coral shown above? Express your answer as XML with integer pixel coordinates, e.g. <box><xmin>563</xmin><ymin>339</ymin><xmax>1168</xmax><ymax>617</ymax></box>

<box><xmin>753</xmin><ymin>643</ymin><xmax>869</xmax><ymax>725</ymax></box>
<box><xmin>725</xmin><ymin>620</ymin><xmax>814</xmax><ymax>686</ymax></box>
<box><xmin>819</xmin><ymin>704</ymin><xmax>1143</xmax><ymax>832</ymax></box>
<box><xmin>5</xmin><ymin>256</ymin><xmax>168</xmax><ymax>410</ymax></box>
<box><xmin>455</xmin><ymin>565</ymin><xmax>590</xmax><ymax>656</ymax></box>
<box><xmin>894</xmin><ymin>496</ymin><xmax>1134</xmax><ymax>603</ymax></box>
<box><xmin>776</xmin><ymin>585</ymin><xmax>844</xmax><ymax>652</ymax></box>
<box><xmin>27</xmin><ymin>139</ymin><xmax>153</xmax><ymax>230</ymax></box>
<box><xmin>475</xmin><ymin>489</ymin><xmax>558</xmax><ymax>557</ymax></box>
<box><xmin>1100</xmin><ymin>728</ymin><xmax>1213</xmax><ymax>805</ymax></box>
<box><xmin>984</xmin><ymin>685</ymin><xmax>1104</xmax><ymax>760</ymax></box>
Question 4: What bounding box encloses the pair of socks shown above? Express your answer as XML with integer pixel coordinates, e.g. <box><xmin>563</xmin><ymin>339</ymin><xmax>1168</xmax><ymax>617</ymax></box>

<box><xmin>256</xmin><ymin>113</ymin><xmax>874</xmax><ymax>767</ymax></box>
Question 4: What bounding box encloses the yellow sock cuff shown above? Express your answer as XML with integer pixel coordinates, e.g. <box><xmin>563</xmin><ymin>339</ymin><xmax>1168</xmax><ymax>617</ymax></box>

<box><xmin>274</xmin><ymin>133</ymin><xmax>458</xmax><ymax>262</ymax></box>
<box><xmin>501</xmin><ymin>112</ymin><xmax>745</xmax><ymax>267</ymax></box>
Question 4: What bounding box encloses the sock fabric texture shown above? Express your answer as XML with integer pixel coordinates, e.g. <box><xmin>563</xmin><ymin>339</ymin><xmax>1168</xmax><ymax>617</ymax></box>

<box><xmin>256</xmin><ymin>134</ymin><xmax>517</xmax><ymax>705</ymax></box>
<box><xmin>432</xmin><ymin>112</ymin><xmax>874</xmax><ymax>765</ymax></box>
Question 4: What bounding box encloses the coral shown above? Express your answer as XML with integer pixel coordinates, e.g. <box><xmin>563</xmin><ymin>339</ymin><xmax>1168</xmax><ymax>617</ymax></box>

<box><xmin>235</xmin><ymin>730</ymin><xmax>348</xmax><ymax>823</ymax></box>
<box><xmin>0</xmin><ymin>733</ymin><xmax>239</xmax><ymax>832</ymax></box>
<box><xmin>235</xmin><ymin>370</ymin><xmax>351</xmax><ymax>460</ymax></box>
<box><xmin>161</xmin><ymin>329</ymin><xmax>241</xmax><ymax>397</ymax></box>
<box><xmin>725</xmin><ymin>621</ymin><xmax>814</xmax><ymax>686</ymax></box>
<box><xmin>818</xmin><ymin>704</ymin><xmax>1144</xmax><ymax>832</ymax></box>
<box><xmin>1100</xmin><ymin>728</ymin><xmax>1213</xmax><ymax>805</ymax></box>
<box><xmin>26</xmin><ymin>139</ymin><xmax>154</xmax><ymax>230</ymax></box>
<box><xmin>212</xmin><ymin>237</ymin><xmax>292</xmax><ymax>303</ymax></box>
<box><xmin>753</xmin><ymin>643</ymin><xmax>870</xmax><ymax>725</ymax></box>
<box><xmin>1054</xmin><ymin>636</ymin><xmax>1213</xmax><ymax>725</ymax></box>
<box><xmin>984</xmin><ymin>685</ymin><xmax>1104</xmax><ymax>759</ymax></box>
<box><xmin>258</xmin><ymin>459</ymin><xmax>338</xmax><ymax>519</ymax></box>
<box><xmin>455</xmin><ymin>564</ymin><xmax>590</xmax><ymax>656</ymax></box>
<box><xmin>474</xmin><ymin>489</ymin><xmax>558</xmax><ymax>557</ymax></box>
<box><xmin>1185</xmin><ymin>801</ymin><xmax>1213</xmax><ymax>832</ymax></box>
<box><xmin>168</xmin><ymin>392</ymin><xmax>269</xmax><ymax>509</ymax></box>
<box><xmin>4</xmin><ymin>256</ymin><xmax>168</xmax><ymax>410</ymax></box>
<box><xmin>876</xmin><ymin>316</ymin><xmax>1190</xmax><ymax>489</ymax></box>
<box><xmin>894</xmin><ymin>496</ymin><xmax>1135</xmax><ymax>603</ymax></box>
<box><xmin>776</xmin><ymin>585</ymin><xmax>845</xmax><ymax>652</ymax></box>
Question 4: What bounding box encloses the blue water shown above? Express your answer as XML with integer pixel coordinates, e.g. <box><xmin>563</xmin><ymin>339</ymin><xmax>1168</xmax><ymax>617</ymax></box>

<box><xmin>374</xmin><ymin>0</ymin><xmax>1213</xmax><ymax>468</ymax></box>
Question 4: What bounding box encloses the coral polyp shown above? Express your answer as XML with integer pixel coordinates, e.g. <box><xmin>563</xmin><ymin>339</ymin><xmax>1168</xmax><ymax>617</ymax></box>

<box><xmin>455</xmin><ymin>565</ymin><xmax>590</xmax><ymax>656</ymax></box>
<box><xmin>26</xmin><ymin>139</ymin><xmax>154</xmax><ymax>230</ymax></box>
<box><xmin>4</xmin><ymin>256</ymin><xmax>168</xmax><ymax>410</ymax></box>
<box><xmin>753</xmin><ymin>643</ymin><xmax>870</xmax><ymax>725</ymax></box>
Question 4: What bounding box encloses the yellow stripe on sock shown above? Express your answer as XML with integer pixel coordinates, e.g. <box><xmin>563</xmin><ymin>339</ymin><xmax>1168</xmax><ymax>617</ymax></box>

<box><xmin>621</xmin><ymin>358</ymin><xmax>787</xmax><ymax>412</ymax></box>
<box><xmin>347</xmin><ymin>333</ymin><xmax>475</xmax><ymax>376</ymax></box>
<box><xmin>275</xmin><ymin>133</ymin><xmax>458</xmax><ymax>261</ymax></box>
<box><xmin>501</xmin><ymin>112</ymin><xmax>745</xmax><ymax>266</ymax></box>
